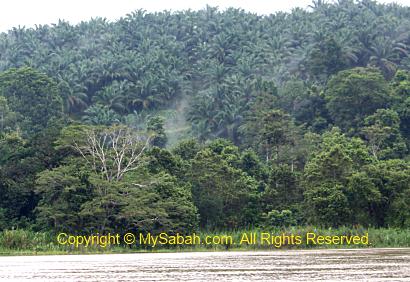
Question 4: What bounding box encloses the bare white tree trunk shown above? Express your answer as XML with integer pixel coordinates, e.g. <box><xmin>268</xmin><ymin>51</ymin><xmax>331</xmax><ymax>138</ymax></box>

<box><xmin>73</xmin><ymin>126</ymin><xmax>151</xmax><ymax>182</ymax></box>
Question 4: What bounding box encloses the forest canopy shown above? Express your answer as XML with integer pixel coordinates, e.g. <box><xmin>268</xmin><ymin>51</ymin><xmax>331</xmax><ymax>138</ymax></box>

<box><xmin>0</xmin><ymin>0</ymin><xmax>409</xmax><ymax>234</ymax></box>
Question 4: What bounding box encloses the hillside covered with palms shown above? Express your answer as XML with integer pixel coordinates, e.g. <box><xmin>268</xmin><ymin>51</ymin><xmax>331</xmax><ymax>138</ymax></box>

<box><xmin>0</xmin><ymin>0</ymin><xmax>409</xmax><ymax>235</ymax></box>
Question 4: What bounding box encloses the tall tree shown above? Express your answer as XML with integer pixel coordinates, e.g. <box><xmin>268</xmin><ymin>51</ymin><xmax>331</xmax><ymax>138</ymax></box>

<box><xmin>0</xmin><ymin>67</ymin><xmax>63</xmax><ymax>135</ymax></box>
<box><xmin>325</xmin><ymin>67</ymin><xmax>391</xmax><ymax>134</ymax></box>
<box><xmin>59</xmin><ymin>125</ymin><xmax>151</xmax><ymax>182</ymax></box>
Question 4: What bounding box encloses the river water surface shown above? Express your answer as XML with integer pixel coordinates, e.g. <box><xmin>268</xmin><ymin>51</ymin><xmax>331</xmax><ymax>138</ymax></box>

<box><xmin>0</xmin><ymin>248</ymin><xmax>409</xmax><ymax>281</ymax></box>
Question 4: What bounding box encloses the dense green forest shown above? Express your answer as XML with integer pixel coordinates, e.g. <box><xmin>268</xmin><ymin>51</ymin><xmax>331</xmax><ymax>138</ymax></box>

<box><xmin>0</xmin><ymin>0</ymin><xmax>409</xmax><ymax>236</ymax></box>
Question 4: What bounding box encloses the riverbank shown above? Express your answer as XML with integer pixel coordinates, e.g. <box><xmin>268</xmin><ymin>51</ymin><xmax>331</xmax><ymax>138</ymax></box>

<box><xmin>1</xmin><ymin>227</ymin><xmax>409</xmax><ymax>256</ymax></box>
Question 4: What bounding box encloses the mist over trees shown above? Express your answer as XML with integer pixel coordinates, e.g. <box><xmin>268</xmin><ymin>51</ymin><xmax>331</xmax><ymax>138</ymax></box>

<box><xmin>0</xmin><ymin>0</ymin><xmax>410</xmax><ymax>233</ymax></box>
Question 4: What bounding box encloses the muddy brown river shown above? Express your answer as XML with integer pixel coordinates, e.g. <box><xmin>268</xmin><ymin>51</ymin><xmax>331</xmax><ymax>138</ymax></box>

<box><xmin>0</xmin><ymin>248</ymin><xmax>409</xmax><ymax>281</ymax></box>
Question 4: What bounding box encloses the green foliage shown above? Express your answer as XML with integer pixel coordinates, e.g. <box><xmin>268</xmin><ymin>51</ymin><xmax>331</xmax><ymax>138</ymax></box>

<box><xmin>82</xmin><ymin>104</ymin><xmax>121</xmax><ymax>126</ymax></box>
<box><xmin>392</xmin><ymin>71</ymin><xmax>410</xmax><ymax>147</ymax></box>
<box><xmin>293</xmin><ymin>85</ymin><xmax>330</xmax><ymax>133</ymax></box>
<box><xmin>0</xmin><ymin>122</ymin><xmax>63</xmax><ymax>229</ymax></box>
<box><xmin>252</xmin><ymin>109</ymin><xmax>300</xmax><ymax>165</ymax></box>
<box><xmin>0</xmin><ymin>67</ymin><xmax>63</xmax><ymax>135</ymax></box>
<box><xmin>266</xmin><ymin>164</ymin><xmax>302</xmax><ymax>211</ymax></box>
<box><xmin>325</xmin><ymin>68</ymin><xmax>391</xmax><ymax>133</ymax></box>
<box><xmin>0</xmin><ymin>229</ymin><xmax>51</xmax><ymax>250</ymax></box>
<box><xmin>346</xmin><ymin>172</ymin><xmax>381</xmax><ymax>226</ymax></box>
<box><xmin>239</xmin><ymin>80</ymin><xmax>278</xmax><ymax>147</ymax></box>
<box><xmin>304</xmin><ymin>128</ymin><xmax>410</xmax><ymax>227</ymax></box>
<box><xmin>307</xmin><ymin>36</ymin><xmax>349</xmax><ymax>81</ymax></box>
<box><xmin>265</xmin><ymin>210</ymin><xmax>297</xmax><ymax>227</ymax></box>
<box><xmin>34</xmin><ymin>161</ymin><xmax>90</xmax><ymax>231</ymax></box>
<box><xmin>147</xmin><ymin>116</ymin><xmax>167</xmax><ymax>148</ymax></box>
<box><xmin>0</xmin><ymin>96</ymin><xmax>17</xmax><ymax>133</ymax></box>
<box><xmin>145</xmin><ymin>146</ymin><xmax>184</xmax><ymax>177</ymax></box>
<box><xmin>363</xmin><ymin>159</ymin><xmax>410</xmax><ymax>228</ymax></box>
<box><xmin>189</xmin><ymin>147</ymin><xmax>259</xmax><ymax>229</ymax></box>
<box><xmin>361</xmin><ymin>109</ymin><xmax>407</xmax><ymax>159</ymax></box>
<box><xmin>1</xmin><ymin>227</ymin><xmax>409</xmax><ymax>254</ymax></box>
<box><xmin>0</xmin><ymin>131</ymin><xmax>25</xmax><ymax>164</ymax></box>
<box><xmin>305</xmin><ymin>182</ymin><xmax>350</xmax><ymax>227</ymax></box>
<box><xmin>239</xmin><ymin>149</ymin><xmax>268</xmax><ymax>181</ymax></box>
<box><xmin>35</xmin><ymin>160</ymin><xmax>199</xmax><ymax>234</ymax></box>
<box><xmin>0</xmin><ymin>2</ymin><xmax>410</xmax><ymax>237</ymax></box>
<box><xmin>172</xmin><ymin>139</ymin><xmax>201</xmax><ymax>160</ymax></box>
<box><xmin>304</xmin><ymin>129</ymin><xmax>375</xmax><ymax>226</ymax></box>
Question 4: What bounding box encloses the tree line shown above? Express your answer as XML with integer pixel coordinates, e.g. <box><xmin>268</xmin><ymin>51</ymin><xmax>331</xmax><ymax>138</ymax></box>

<box><xmin>0</xmin><ymin>0</ymin><xmax>409</xmax><ymax>233</ymax></box>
